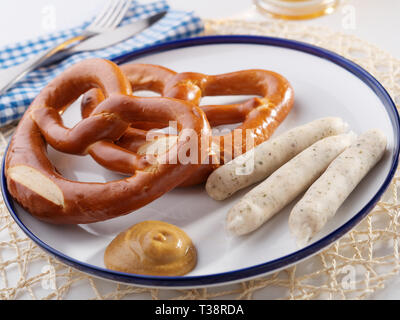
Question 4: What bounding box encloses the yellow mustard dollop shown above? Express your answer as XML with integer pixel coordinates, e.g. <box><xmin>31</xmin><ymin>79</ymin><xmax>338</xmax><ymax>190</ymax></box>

<box><xmin>104</xmin><ymin>220</ymin><xmax>197</xmax><ymax>276</ymax></box>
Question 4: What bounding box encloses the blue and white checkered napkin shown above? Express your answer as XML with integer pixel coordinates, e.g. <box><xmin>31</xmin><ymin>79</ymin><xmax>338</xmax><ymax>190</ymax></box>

<box><xmin>0</xmin><ymin>0</ymin><xmax>203</xmax><ymax>126</ymax></box>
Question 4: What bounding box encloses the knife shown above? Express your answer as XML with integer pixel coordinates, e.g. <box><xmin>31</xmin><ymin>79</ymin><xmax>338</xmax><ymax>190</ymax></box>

<box><xmin>40</xmin><ymin>11</ymin><xmax>167</xmax><ymax>67</ymax></box>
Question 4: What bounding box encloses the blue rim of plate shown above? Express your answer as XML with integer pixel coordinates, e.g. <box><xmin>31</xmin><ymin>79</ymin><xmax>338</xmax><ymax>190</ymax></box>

<box><xmin>1</xmin><ymin>35</ymin><xmax>399</xmax><ymax>288</ymax></box>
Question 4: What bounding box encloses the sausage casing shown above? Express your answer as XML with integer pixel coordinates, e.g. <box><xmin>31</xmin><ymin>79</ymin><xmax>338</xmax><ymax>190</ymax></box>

<box><xmin>226</xmin><ymin>132</ymin><xmax>356</xmax><ymax>236</ymax></box>
<box><xmin>289</xmin><ymin>129</ymin><xmax>387</xmax><ymax>247</ymax></box>
<box><xmin>206</xmin><ymin>117</ymin><xmax>349</xmax><ymax>200</ymax></box>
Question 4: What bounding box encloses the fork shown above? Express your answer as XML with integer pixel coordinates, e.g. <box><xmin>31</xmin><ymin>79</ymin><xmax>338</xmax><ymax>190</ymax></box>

<box><xmin>0</xmin><ymin>0</ymin><xmax>131</xmax><ymax>95</ymax></box>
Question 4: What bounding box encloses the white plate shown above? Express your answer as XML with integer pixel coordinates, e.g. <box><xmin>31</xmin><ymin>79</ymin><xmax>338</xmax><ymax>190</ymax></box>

<box><xmin>2</xmin><ymin>36</ymin><xmax>399</xmax><ymax>288</ymax></box>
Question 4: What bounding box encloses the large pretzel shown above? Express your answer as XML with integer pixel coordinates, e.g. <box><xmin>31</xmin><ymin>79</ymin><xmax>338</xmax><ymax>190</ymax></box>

<box><xmin>5</xmin><ymin>59</ymin><xmax>211</xmax><ymax>224</ymax></box>
<box><xmin>82</xmin><ymin>64</ymin><xmax>294</xmax><ymax>186</ymax></box>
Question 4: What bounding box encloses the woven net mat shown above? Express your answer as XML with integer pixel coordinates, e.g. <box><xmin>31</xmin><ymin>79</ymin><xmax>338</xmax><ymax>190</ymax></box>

<box><xmin>1</xmin><ymin>18</ymin><xmax>400</xmax><ymax>300</ymax></box>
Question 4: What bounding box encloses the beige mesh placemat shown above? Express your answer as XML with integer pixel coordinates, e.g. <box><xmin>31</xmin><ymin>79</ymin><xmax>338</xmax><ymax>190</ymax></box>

<box><xmin>1</xmin><ymin>18</ymin><xmax>400</xmax><ymax>300</ymax></box>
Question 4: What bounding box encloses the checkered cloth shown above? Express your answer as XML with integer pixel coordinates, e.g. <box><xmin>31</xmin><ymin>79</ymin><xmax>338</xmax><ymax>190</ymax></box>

<box><xmin>0</xmin><ymin>0</ymin><xmax>203</xmax><ymax>126</ymax></box>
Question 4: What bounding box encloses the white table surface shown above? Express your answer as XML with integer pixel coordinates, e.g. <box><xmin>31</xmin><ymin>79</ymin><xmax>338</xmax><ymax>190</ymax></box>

<box><xmin>0</xmin><ymin>0</ymin><xmax>399</xmax><ymax>300</ymax></box>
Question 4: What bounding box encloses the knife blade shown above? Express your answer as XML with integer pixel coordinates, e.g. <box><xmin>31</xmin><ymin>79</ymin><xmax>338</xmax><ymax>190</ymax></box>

<box><xmin>41</xmin><ymin>11</ymin><xmax>167</xmax><ymax>67</ymax></box>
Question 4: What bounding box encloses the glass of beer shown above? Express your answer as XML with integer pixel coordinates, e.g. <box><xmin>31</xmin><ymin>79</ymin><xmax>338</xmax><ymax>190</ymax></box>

<box><xmin>254</xmin><ymin>0</ymin><xmax>340</xmax><ymax>20</ymax></box>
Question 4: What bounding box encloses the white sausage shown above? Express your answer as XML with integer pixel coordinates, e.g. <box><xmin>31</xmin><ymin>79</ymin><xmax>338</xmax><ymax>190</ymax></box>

<box><xmin>206</xmin><ymin>117</ymin><xmax>349</xmax><ymax>200</ymax></box>
<box><xmin>226</xmin><ymin>133</ymin><xmax>356</xmax><ymax>236</ymax></box>
<box><xmin>289</xmin><ymin>129</ymin><xmax>387</xmax><ymax>247</ymax></box>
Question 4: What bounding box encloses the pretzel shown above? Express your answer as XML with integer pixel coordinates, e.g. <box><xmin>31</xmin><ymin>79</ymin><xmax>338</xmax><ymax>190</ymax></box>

<box><xmin>82</xmin><ymin>64</ymin><xmax>295</xmax><ymax>186</ymax></box>
<box><xmin>5</xmin><ymin>59</ymin><xmax>211</xmax><ymax>224</ymax></box>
